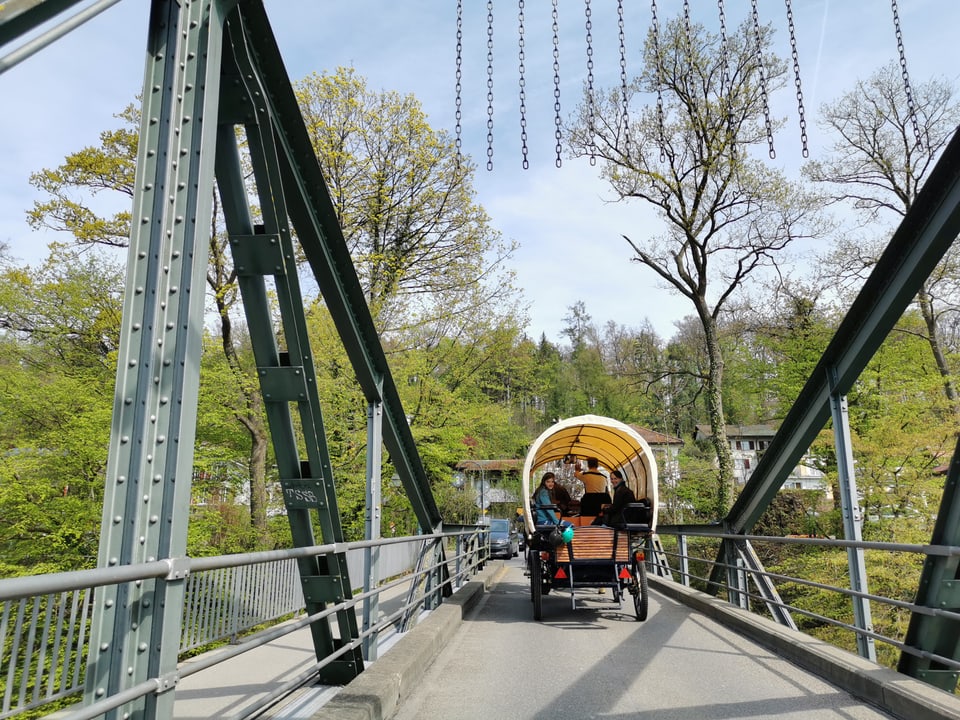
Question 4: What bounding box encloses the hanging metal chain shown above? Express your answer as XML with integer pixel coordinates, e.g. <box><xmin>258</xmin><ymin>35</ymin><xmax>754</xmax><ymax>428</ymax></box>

<box><xmin>585</xmin><ymin>0</ymin><xmax>596</xmax><ymax>165</ymax></box>
<box><xmin>552</xmin><ymin>0</ymin><xmax>562</xmax><ymax>168</ymax></box>
<box><xmin>518</xmin><ymin>0</ymin><xmax>528</xmax><ymax>169</ymax></box>
<box><xmin>891</xmin><ymin>0</ymin><xmax>923</xmax><ymax>149</ymax></box>
<box><xmin>454</xmin><ymin>0</ymin><xmax>463</xmax><ymax>168</ymax></box>
<box><xmin>651</xmin><ymin>0</ymin><xmax>666</xmax><ymax>162</ymax></box>
<box><xmin>784</xmin><ymin>0</ymin><xmax>808</xmax><ymax>158</ymax></box>
<box><xmin>486</xmin><ymin>0</ymin><xmax>495</xmax><ymax>171</ymax></box>
<box><xmin>618</xmin><ymin>0</ymin><xmax>630</xmax><ymax>154</ymax></box>
<box><xmin>718</xmin><ymin>0</ymin><xmax>735</xmax><ymax>150</ymax></box>
<box><xmin>750</xmin><ymin>0</ymin><xmax>776</xmax><ymax>159</ymax></box>
<box><xmin>682</xmin><ymin>0</ymin><xmax>693</xmax><ymax>67</ymax></box>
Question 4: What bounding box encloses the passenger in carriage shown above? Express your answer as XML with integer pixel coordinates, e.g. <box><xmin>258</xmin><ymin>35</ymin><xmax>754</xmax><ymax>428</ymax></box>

<box><xmin>574</xmin><ymin>457</ymin><xmax>611</xmax><ymax>516</ymax></box>
<box><xmin>532</xmin><ymin>472</ymin><xmax>561</xmax><ymax>525</ymax></box>
<box><xmin>593</xmin><ymin>470</ymin><xmax>636</xmax><ymax>526</ymax></box>
<box><xmin>552</xmin><ymin>479</ymin><xmax>575</xmax><ymax>516</ymax></box>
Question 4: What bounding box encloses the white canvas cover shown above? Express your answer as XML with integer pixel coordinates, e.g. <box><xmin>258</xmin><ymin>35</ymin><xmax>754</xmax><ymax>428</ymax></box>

<box><xmin>521</xmin><ymin>414</ymin><xmax>658</xmax><ymax>534</ymax></box>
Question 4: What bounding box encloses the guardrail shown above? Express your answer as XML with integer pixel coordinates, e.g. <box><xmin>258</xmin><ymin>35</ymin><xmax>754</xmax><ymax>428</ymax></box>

<box><xmin>653</xmin><ymin>528</ymin><xmax>960</xmax><ymax>677</ymax></box>
<box><xmin>0</xmin><ymin>527</ymin><xmax>488</xmax><ymax>720</ymax></box>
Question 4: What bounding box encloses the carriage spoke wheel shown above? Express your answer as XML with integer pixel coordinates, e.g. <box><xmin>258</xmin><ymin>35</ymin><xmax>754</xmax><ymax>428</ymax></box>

<box><xmin>632</xmin><ymin>558</ymin><xmax>649</xmax><ymax>621</ymax></box>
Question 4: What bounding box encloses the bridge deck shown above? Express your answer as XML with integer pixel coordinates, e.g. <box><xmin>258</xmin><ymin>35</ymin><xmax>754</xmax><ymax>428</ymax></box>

<box><xmin>170</xmin><ymin>558</ymin><xmax>912</xmax><ymax>719</ymax></box>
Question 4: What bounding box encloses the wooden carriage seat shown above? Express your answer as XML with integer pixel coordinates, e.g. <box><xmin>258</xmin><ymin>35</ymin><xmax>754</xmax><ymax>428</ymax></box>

<box><xmin>555</xmin><ymin>526</ymin><xmax>631</xmax><ymax>563</ymax></box>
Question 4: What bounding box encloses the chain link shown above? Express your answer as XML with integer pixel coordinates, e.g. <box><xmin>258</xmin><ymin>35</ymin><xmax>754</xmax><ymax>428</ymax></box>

<box><xmin>682</xmin><ymin>0</ymin><xmax>694</xmax><ymax>69</ymax></box>
<box><xmin>618</xmin><ymin>0</ymin><xmax>630</xmax><ymax>154</ymax></box>
<box><xmin>651</xmin><ymin>0</ymin><xmax>666</xmax><ymax>162</ymax></box>
<box><xmin>892</xmin><ymin>0</ymin><xmax>923</xmax><ymax>149</ymax></box>
<box><xmin>486</xmin><ymin>0</ymin><xmax>494</xmax><ymax>171</ymax></box>
<box><xmin>552</xmin><ymin>0</ymin><xmax>562</xmax><ymax>168</ymax></box>
<box><xmin>750</xmin><ymin>0</ymin><xmax>776</xmax><ymax>159</ymax></box>
<box><xmin>518</xmin><ymin>0</ymin><xmax>528</xmax><ymax>169</ymax></box>
<box><xmin>718</xmin><ymin>0</ymin><xmax>735</xmax><ymax>152</ymax></box>
<box><xmin>454</xmin><ymin>0</ymin><xmax>463</xmax><ymax>168</ymax></box>
<box><xmin>585</xmin><ymin>0</ymin><xmax>596</xmax><ymax>165</ymax></box>
<box><xmin>784</xmin><ymin>0</ymin><xmax>808</xmax><ymax>158</ymax></box>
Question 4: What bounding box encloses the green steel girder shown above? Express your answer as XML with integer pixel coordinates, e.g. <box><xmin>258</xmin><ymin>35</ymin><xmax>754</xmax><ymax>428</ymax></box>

<box><xmin>897</xmin><ymin>435</ymin><xmax>960</xmax><ymax>689</ymax></box>
<box><xmin>85</xmin><ymin>2</ymin><xmax>236</xmax><ymax>717</ymax></box>
<box><xmin>0</xmin><ymin>0</ymin><xmax>85</xmax><ymax>47</ymax></box>
<box><xmin>229</xmin><ymin>1</ymin><xmax>443</xmax><ymax>534</ymax></box>
<box><xmin>216</xmin><ymin>19</ymin><xmax>363</xmax><ymax>681</ymax></box>
<box><xmin>726</xmin><ymin>128</ymin><xmax>960</xmax><ymax>536</ymax></box>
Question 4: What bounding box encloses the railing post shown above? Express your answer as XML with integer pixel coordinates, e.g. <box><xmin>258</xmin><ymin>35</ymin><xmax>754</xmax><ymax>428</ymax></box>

<box><xmin>678</xmin><ymin>533</ymin><xmax>690</xmax><ymax>587</ymax></box>
<box><xmin>722</xmin><ymin>537</ymin><xmax>748</xmax><ymax>609</ymax></box>
<box><xmin>829</xmin><ymin>366</ymin><xmax>877</xmax><ymax>662</ymax></box>
<box><xmin>363</xmin><ymin>399</ymin><xmax>383</xmax><ymax>661</ymax></box>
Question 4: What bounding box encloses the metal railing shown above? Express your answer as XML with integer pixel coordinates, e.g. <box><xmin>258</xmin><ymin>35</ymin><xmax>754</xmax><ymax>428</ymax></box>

<box><xmin>0</xmin><ymin>527</ymin><xmax>488</xmax><ymax>720</ymax></box>
<box><xmin>653</xmin><ymin>527</ymin><xmax>960</xmax><ymax>675</ymax></box>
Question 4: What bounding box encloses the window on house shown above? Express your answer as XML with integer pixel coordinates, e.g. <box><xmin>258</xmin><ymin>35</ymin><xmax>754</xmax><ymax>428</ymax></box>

<box><xmin>744</xmin><ymin>458</ymin><xmax>751</xmax><ymax>470</ymax></box>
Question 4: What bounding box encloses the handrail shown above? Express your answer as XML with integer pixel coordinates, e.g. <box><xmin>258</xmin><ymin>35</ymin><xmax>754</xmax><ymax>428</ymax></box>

<box><xmin>653</xmin><ymin>528</ymin><xmax>960</xmax><ymax>678</ymax></box>
<box><xmin>0</xmin><ymin>527</ymin><xmax>489</xmax><ymax>720</ymax></box>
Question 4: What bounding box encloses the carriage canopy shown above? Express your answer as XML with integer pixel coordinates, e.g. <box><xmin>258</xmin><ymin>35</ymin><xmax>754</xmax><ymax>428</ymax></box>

<box><xmin>521</xmin><ymin>414</ymin><xmax>658</xmax><ymax>534</ymax></box>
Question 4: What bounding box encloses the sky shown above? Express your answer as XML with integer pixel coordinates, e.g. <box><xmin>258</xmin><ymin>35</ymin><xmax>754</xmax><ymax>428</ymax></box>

<box><xmin>2</xmin><ymin>0</ymin><xmax>959</xmax><ymax>343</ymax></box>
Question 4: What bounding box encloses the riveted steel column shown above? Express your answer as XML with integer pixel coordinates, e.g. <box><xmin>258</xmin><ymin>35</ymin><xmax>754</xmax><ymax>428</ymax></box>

<box><xmin>215</xmin><ymin>15</ymin><xmax>363</xmax><ymax>681</ymax></box>
<box><xmin>829</xmin><ymin>366</ymin><xmax>877</xmax><ymax>662</ymax></box>
<box><xmin>363</xmin><ymin>398</ymin><xmax>383</xmax><ymax>661</ymax></box>
<box><xmin>85</xmin><ymin>1</ymin><xmax>233</xmax><ymax>717</ymax></box>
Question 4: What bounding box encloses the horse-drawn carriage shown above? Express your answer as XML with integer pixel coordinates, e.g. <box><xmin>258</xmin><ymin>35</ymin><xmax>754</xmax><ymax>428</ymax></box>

<box><xmin>521</xmin><ymin>415</ymin><xmax>658</xmax><ymax>621</ymax></box>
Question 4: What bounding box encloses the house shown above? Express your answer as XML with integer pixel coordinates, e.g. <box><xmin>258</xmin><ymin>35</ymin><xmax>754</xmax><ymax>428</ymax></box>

<box><xmin>454</xmin><ymin>459</ymin><xmax>522</xmax><ymax>519</ymax></box>
<box><xmin>629</xmin><ymin>425</ymin><xmax>683</xmax><ymax>490</ymax></box>
<box><xmin>694</xmin><ymin>424</ymin><xmax>827</xmax><ymax>492</ymax></box>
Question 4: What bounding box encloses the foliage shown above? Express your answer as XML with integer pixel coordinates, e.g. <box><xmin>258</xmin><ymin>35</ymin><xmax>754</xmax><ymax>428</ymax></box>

<box><xmin>0</xmin><ymin>248</ymin><xmax>122</xmax><ymax>573</ymax></box>
<box><xmin>295</xmin><ymin>66</ymin><xmax>521</xmax><ymax>336</ymax></box>
<box><xmin>805</xmin><ymin>62</ymin><xmax>960</xmax><ymax>409</ymax></box>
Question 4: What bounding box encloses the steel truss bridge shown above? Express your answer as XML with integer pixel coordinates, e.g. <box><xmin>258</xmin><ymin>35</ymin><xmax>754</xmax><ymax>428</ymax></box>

<box><xmin>3</xmin><ymin>2</ymin><xmax>960</xmax><ymax>719</ymax></box>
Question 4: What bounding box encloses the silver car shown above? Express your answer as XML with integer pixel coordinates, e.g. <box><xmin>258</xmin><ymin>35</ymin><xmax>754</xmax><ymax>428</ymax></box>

<box><xmin>488</xmin><ymin>518</ymin><xmax>519</xmax><ymax>558</ymax></box>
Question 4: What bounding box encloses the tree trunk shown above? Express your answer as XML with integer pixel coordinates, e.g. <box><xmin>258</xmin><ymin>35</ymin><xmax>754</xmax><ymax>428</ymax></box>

<box><xmin>245</xmin><ymin>396</ymin><xmax>270</xmax><ymax>544</ymax></box>
<box><xmin>702</xmin><ymin>312</ymin><xmax>734</xmax><ymax>516</ymax></box>
<box><xmin>917</xmin><ymin>282</ymin><xmax>959</xmax><ymax>407</ymax></box>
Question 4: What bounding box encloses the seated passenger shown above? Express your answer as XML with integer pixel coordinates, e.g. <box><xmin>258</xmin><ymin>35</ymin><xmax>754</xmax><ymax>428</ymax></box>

<box><xmin>575</xmin><ymin>456</ymin><xmax>611</xmax><ymax>516</ymax></box>
<box><xmin>532</xmin><ymin>472</ymin><xmax>560</xmax><ymax>525</ymax></box>
<box><xmin>552</xmin><ymin>480</ymin><xmax>576</xmax><ymax>516</ymax></box>
<box><xmin>593</xmin><ymin>470</ymin><xmax>636</xmax><ymax>526</ymax></box>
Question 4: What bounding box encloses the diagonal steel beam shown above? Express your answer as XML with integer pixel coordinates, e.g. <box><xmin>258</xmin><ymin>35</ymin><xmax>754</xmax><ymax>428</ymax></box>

<box><xmin>726</xmin><ymin>128</ymin><xmax>960</xmax><ymax>535</ymax></box>
<box><xmin>898</xmin><ymin>435</ymin><xmax>960</xmax><ymax>689</ymax></box>
<box><xmin>229</xmin><ymin>1</ymin><xmax>443</xmax><ymax>533</ymax></box>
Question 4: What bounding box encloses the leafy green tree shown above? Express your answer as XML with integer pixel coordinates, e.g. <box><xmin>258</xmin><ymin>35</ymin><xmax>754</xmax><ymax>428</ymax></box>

<box><xmin>568</xmin><ymin>18</ymin><xmax>825</xmax><ymax>515</ymax></box>
<box><xmin>0</xmin><ymin>248</ymin><xmax>122</xmax><ymax>572</ymax></box>
<box><xmin>295</xmin><ymin>67</ymin><xmax>520</xmax><ymax>336</ymax></box>
<box><xmin>847</xmin><ymin>312</ymin><xmax>958</xmax><ymax>542</ymax></box>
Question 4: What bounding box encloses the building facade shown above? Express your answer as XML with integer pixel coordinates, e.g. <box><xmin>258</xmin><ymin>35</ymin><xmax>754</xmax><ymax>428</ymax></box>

<box><xmin>694</xmin><ymin>424</ymin><xmax>827</xmax><ymax>493</ymax></box>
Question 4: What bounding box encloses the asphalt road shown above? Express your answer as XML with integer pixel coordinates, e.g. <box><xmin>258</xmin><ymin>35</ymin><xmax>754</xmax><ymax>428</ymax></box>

<box><xmin>392</xmin><ymin>556</ymin><xmax>895</xmax><ymax>720</ymax></box>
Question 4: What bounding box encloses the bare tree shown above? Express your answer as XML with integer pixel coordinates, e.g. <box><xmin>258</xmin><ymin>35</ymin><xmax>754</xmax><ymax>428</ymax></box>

<box><xmin>804</xmin><ymin>62</ymin><xmax>960</xmax><ymax>407</ymax></box>
<box><xmin>567</xmin><ymin>18</ymin><xmax>824</xmax><ymax>515</ymax></box>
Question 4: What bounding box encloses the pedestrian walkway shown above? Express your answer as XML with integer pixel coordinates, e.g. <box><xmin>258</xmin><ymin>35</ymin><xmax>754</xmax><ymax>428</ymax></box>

<box><xmin>172</xmin><ymin>574</ymin><xmax>416</xmax><ymax>719</ymax></box>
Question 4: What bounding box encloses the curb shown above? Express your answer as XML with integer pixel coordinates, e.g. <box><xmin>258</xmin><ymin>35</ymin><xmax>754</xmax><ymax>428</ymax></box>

<box><xmin>649</xmin><ymin>575</ymin><xmax>960</xmax><ymax>720</ymax></box>
<box><xmin>307</xmin><ymin>562</ymin><xmax>502</xmax><ymax>720</ymax></box>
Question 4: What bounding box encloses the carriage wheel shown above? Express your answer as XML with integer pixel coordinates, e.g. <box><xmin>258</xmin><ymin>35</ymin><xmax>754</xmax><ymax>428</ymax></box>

<box><xmin>531</xmin><ymin>552</ymin><xmax>543</xmax><ymax>621</ymax></box>
<box><xmin>633</xmin><ymin>559</ymin><xmax>649</xmax><ymax>622</ymax></box>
